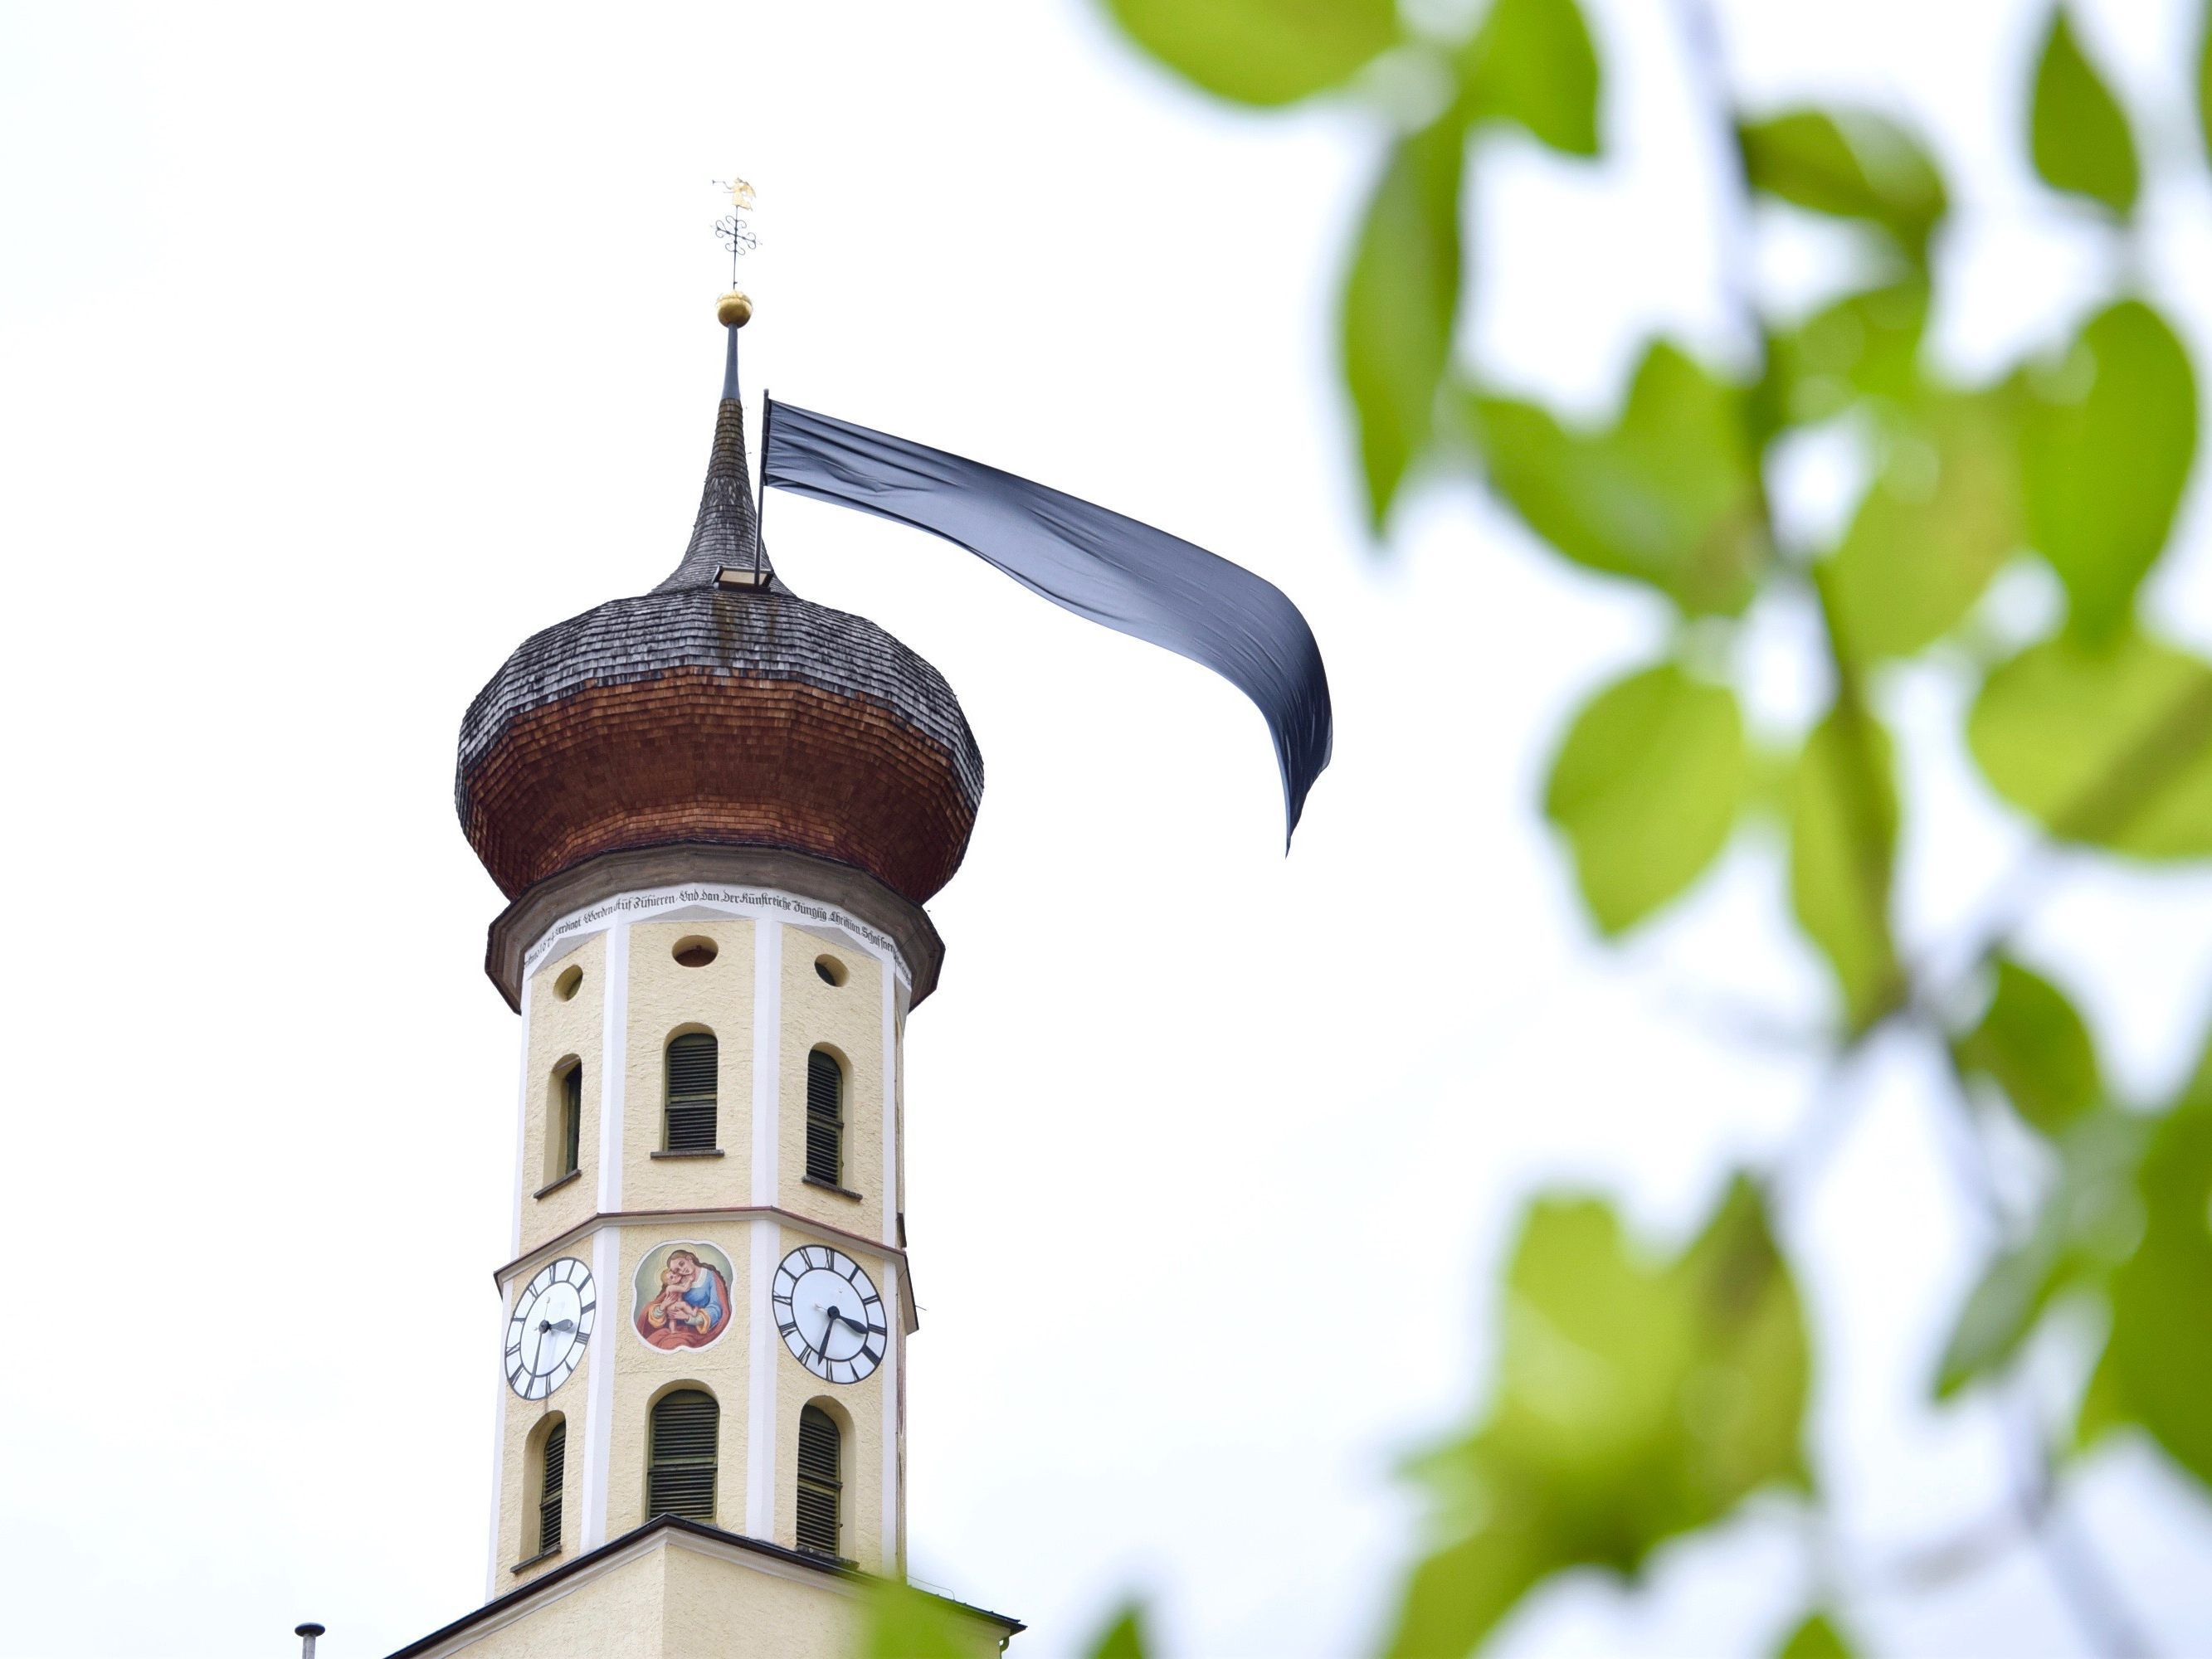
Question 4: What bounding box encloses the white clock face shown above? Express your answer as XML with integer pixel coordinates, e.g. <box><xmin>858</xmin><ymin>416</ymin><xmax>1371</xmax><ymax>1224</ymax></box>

<box><xmin>507</xmin><ymin>1257</ymin><xmax>597</xmax><ymax>1399</ymax></box>
<box><xmin>772</xmin><ymin>1244</ymin><xmax>884</xmax><ymax>1384</ymax></box>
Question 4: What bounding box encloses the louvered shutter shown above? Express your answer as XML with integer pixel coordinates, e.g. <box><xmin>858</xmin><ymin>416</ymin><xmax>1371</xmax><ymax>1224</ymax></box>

<box><xmin>647</xmin><ymin>1389</ymin><xmax>719</xmax><ymax>1521</ymax></box>
<box><xmin>561</xmin><ymin>1066</ymin><xmax>583</xmax><ymax>1175</ymax></box>
<box><xmin>795</xmin><ymin>1405</ymin><xmax>841</xmax><ymax>1557</ymax></box>
<box><xmin>665</xmin><ymin>1034</ymin><xmax>719</xmax><ymax>1152</ymax></box>
<box><xmin>805</xmin><ymin>1050</ymin><xmax>843</xmax><ymax>1185</ymax></box>
<box><xmin>538</xmin><ymin>1420</ymin><xmax>566</xmax><ymax>1554</ymax></box>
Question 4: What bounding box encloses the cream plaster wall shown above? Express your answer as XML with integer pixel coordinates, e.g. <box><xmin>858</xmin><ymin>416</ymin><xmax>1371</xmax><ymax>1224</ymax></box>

<box><xmin>625</xmin><ymin>919</ymin><xmax>756</xmax><ymax>1213</ymax></box>
<box><xmin>444</xmin><ymin>1545</ymin><xmax>669</xmax><ymax>1659</ymax></box>
<box><xmin>767</xmin><ymin>1241</ymin><xmax>892</xmax><ymax>1572</ymax></box>
<box><xmin>602</xmin><ymin>1219</ymin><xmax>754</xmax><ymax>1540</ymax></box>
<box><xmin>777</xmin><ymin>933</ymin><xmax>886</xmax><ymax>1240</ymax></box>
<box><xmin>892</xmin><ymin>990</ymin><xmax>908</xmax><ymax>1233</ymax></box>
<box><xmin>496</xmin><ymin>1268</ymin><xmax>597</xmax><ymax>1585</ymax></box>
<box><xmin>493</xmin><ymin>894</ymin><xmax>915</xmax><ymax>1613</ymax></box>
<box><xmin>660</xmin><ymin>1543</ymin><xmax>1004</xmax><ymax>1659</ymax></box>
<box><xmin>520</xmin><ymin>932</ymin><xmax>606</xmax><ymax>1258</ymax></box>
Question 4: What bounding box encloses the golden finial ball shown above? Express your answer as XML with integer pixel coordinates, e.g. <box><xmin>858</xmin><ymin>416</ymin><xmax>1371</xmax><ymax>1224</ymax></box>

<box><xmin>716</xmin><ymin>289</ymin><xmax>754</xmax><ymax>328</ymax></box>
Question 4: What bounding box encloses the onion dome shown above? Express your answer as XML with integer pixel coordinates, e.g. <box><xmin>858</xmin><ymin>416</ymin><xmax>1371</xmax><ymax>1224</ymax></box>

<box><xmin>456</xmin><ymin>323</ymin><xmax>985</xmax><ymax>915</ymax></box>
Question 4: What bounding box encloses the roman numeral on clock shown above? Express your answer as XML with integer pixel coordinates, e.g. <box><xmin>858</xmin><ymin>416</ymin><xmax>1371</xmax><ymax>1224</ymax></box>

<box><xmin>773</xmin><ymin>1243</ymin><xmax>884</xmax><ymax>1384</ymax></box>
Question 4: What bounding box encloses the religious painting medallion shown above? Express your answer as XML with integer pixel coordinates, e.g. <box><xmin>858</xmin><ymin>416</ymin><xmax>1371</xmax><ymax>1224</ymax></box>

<box><xmin>506</xmin><ymin>1257</ymin><xmax>596</xmax><ymax>1399</ymax></box>
<box><xmin>773</xmin><ymin>1243</ymin><xmax>884</xmax><ymax>1384</ymax></box>
<box><xmin>632</xmin><ymin>1240</ymin><xmax>736</xmax><ymax>1353</ymax></box>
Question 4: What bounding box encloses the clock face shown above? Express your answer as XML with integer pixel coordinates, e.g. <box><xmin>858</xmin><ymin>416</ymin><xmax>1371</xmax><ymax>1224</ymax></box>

<box><xmin>506</xmin><ymin>1257</ymin><xmax>597</xmax><ymax>1399</ymax></box>
<box><xmin>772</xmin><ymin>1244</ymin><xmax>885</xmax><ymax>1384</ymax></box>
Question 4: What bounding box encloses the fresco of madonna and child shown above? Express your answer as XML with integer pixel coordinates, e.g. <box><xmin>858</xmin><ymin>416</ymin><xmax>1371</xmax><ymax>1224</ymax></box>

<box><xmin>632</xmin><ymin>1242</ymin><xmax>733</xmax><ymax>1352</ymax></box>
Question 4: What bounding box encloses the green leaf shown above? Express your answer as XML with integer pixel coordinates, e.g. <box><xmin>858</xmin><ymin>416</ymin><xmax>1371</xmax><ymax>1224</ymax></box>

<box><xmin>2077</xmin><ymin>1339</ymin><xmax>2130</xmax><ymax>1446</ymax></box>
<box><xmin>1936</xmin><ymin>1108</ymin><xmax>2146</xmax><ymax>1395</ymax></box>
<box><xmin>1457</xmin><ymin>0</ymin><xmax>1601</xmax><ymax>157</ymax></box>
<box><xmin>2078</xmin><ymin>1025</ymin><xmax>2212</xmax><ymax>1484</ymax></box>
<box><xmin>1543</xmin><ymin>661</ymin><xmax>1746</xmax><ymax>933</ymax></box>
<box><xmin>1768</xmin><ymin>280</ymin><xmax>1930</xmax><ymax>426</ymax></box>
<box><xmin>1777</xmin><ymin>1613</ymin><xmax>1855</xmax><ymax>1659</ymax></box>
<box><xmin>1343</xmin><ymin>119</ymin><xmax>1466</xmax><ymax>528</ymax></box>
<box><xmin>2199</xmin><ymin>0</ymin><xmax>2212</xmax><ymax>168</ymax></box>
<box><xmin>2020</xmin><ymin>300</ymin><xmax>2196</xmax><ymax>641</ymax></box>
<box><xmin>1385</xmin><ymin>1179</ymin><xmax>1809</xmax><ymax>1658</ymax></box>
<box><xmin>2189</xmin><ymin>1013</ymin><xmax>2212</xmax><ymax>1107</ymax></box>
<box><xmin>1824</xmin><ymin>392</ymin><xmax>2020</xmax><ymax>661</ymax></box>
<box><xmin>1737</xmin><ymin>108</ymin><xmax>1948</xmax><ymax>261</ymax></box>
<box><xmin>1956</xmin><ymin>956</ymin><xmax>2102</xmax><ymax>1135</ymax></box>
<box><xmin>1100</xmin><ymin>0</ymin><xmax>1397</xmax><ymax>106</ymax></box>
<box><xmin>1789</xmin><ymin>703</ymin><xmax>1901</xmax><ymax>1031</ymax></box>
<box><xmin>1469</xmin><ymin>343</ymin><xmax>1768</xmax><ymax>614</ymax></box>
<box><xmin>2029</xmin><ymin>7</ymin><xmax>2141</xmax><ymax>216</ymax></box>
<box><xmin>1086</xmin><ymin>1603</ymin><xmax>1150</xmax><ymax>1659</ymax></box>
<box><xmin>1386</xmin><ymin>1519</ymin><xmax>1551</xmax><ymax>1659</ymax></box>
<box><xmin>860</xmin><ymin>1581</ymin><xmax>997</xmax><ymax>1659</ymax></box>
<box><xmin>1968</xmin><ymin>627</ymin><xmax>2212</xmax><ymax>859</ymax></box>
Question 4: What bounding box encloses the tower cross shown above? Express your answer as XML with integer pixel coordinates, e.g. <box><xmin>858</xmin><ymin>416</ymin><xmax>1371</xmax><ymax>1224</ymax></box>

<box><xmin>713</xmin><ymin>177</ymin><xmax>757</xmax><ymax>289</ymax></box>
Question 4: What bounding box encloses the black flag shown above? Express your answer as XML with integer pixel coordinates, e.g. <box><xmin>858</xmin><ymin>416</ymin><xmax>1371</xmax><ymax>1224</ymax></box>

<box><xmin>759</xmin><ymin>397</ymin><xmax>1333</xmax><ymax>844</ymax></box>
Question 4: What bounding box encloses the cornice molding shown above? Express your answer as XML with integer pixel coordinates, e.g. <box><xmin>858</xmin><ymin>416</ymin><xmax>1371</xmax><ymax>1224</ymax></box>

<box><xmin>484</xmin><ymin>844</ymin><xmax>945</xmax><ymax>1012</ymax></box>
<box><xmin>498</xmin><ymin>1204</ymin><xmax>921</xmax><ymax>1335</ymax></box>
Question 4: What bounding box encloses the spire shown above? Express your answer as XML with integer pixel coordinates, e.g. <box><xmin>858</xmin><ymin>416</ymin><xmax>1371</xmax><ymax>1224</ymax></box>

<box><xmin>659</xmin><ymin>177</ymin><xmax>774</xmax><ymax>594</ymax></box>
<box><xmin>655</xmin><ymin>320</ymin><xmax>781</xmax><ymax>593</ymax></box>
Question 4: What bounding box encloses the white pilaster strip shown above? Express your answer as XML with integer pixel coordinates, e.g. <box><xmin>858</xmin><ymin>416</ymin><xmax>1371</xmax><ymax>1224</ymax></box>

<box><xmin>744</xmin><ymin>1217</ymin><xmax>778</xmax><ymax>1539</ymax></box>
<box><xmin>580</xmin><ymin>1224</ymin><xmax>621</xmax><ymax>1549</ymax></box>
<box><xmin>483</xmin><ymin>1282</ymin><xmax>514</xmax><ymax>1601</ymax></box>
<box><xmin>879</xmin><ymin>957</ymin><xmax>898</xmax><ymax>1247</ymax></box>
<box><xmin>880</xmin><ymin>1267</ymin><xmax>901</xmax><ymax>1574</ymax></box>
<box><xmin>750</xmin><ymin>921</ymin><xmax>782</xmax><ymax>1205</ymax></box>
<box><xmin>490</xmin><ymin>970</ymin><xmax>534</xmax><ymax>1595</ymax></box>
<box><xmin>875</xmin><ymin>946</ymin><xmax>902</xmax><ymax>1569</ymax></box>
<box><xmin>597</xmin><ymin>921</ymin><xmax>630</xmax><ymax>1213</ymax></box>
<box><xmin>510</xmin><ymin>975</ymin><xmax>534</xmax><ymax>1258</ymax></box>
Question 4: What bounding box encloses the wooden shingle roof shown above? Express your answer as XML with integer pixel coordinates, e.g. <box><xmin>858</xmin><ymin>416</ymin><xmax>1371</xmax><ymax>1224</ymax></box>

<box><xmin>456</xmin><ymin>358</ymin><xmax>984</xmax><ymax>906</ymax></box>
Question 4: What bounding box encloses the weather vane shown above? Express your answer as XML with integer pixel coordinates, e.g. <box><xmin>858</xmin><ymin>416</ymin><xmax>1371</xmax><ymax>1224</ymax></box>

<box><xmin>714</xmin><ymin>177</ymin><xmax>758</xmax><ymax>289</ymax></box>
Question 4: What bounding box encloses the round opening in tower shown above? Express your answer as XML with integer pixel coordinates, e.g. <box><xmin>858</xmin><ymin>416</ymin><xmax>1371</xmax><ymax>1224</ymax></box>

<box><xmin>554</xmin><ymin>965</ymin><xmax>583</xmax><ymax>1000</ymax></box>
<box><xmin>673</xmin><ymin>937</ymin><xmax>719</xmax><ymax>969</ymax></box>
<box><xmin>814</xmin><ymin>955</ymin><xmax>848</xmax><ymax>987</ymax></box>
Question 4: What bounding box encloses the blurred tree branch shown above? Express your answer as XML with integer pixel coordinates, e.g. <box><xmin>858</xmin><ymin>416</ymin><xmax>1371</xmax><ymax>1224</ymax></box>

<box><xmin>1083</xmin><ymin>0</ymin><xmax>2212</xmax><ymax>1652</ymax></box>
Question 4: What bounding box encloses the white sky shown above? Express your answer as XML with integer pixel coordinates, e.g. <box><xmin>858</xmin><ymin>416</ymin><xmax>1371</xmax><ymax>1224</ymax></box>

<box><xmin>4</xmin><ymin>2</ymin><xmax>2212</xmax><ymax>1656</ymax></box>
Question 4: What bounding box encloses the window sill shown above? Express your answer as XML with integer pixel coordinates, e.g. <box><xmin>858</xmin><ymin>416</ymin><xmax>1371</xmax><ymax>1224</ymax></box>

<box><xmin>510</xmin><ymin>1547</ymin><xmax>563</xmax><ymax>1574</ymax></box>
<box><xmin>651</xmin><ymin>1147</ymin><xmax>726</xmax><ymax>1160</ymax></box>
<box><xmin>533</xmin><ymin>1169</ymin><xmax>583</xmax><ymax>1200</ymax></box>
<box><xmin>803</xmin><ymin>1175</ymin><xmax>864</xmax><ymax>1203</ymax></box>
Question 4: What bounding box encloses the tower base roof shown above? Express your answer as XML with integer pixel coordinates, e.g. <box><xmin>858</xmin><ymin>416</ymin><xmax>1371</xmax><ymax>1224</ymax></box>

<box><xmin>386</xmin><ymin>1514</ymin><xmax>1021</xmax><ymax>1659</ymax></box>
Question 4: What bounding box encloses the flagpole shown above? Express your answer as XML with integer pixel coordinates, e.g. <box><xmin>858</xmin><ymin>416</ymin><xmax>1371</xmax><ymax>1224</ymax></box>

<box><xmin>754</xmin><ymin>389</ymin><xmax>772</xmax><ymax>580</ymax></box>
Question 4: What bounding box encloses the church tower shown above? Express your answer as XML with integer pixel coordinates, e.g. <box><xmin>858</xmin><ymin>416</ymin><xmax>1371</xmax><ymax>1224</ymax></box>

<box><xmin>389</xmin><ymin>284</ymin><xmax>1021</xmax><ymax>1657</ymax></box>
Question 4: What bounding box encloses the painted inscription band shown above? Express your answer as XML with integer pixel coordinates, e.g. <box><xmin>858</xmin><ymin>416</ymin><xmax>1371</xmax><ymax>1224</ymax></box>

<box><xmin>524</xmin><ymin>883</ymin><xmax>906</xmax><ymax>985</ymax></box>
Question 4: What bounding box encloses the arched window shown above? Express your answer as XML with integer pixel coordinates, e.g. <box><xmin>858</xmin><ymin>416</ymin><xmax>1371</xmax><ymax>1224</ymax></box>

<box><xmin>647</xmin><ymin>1389</ymin><xmax>719</xmax><ymax>1521</ymax></box>
<box><xmin>665</xmin><ymin>1034</ymin><xmax>718</xmax><ymax>1152</ymax></box>
<box><xmin>552</xmin><ymin>1063</ymin><xmax>583</xmax><ymax>1182</ymax></box>
<box><xmin>796</xmin><ymin>1404</ymin><xmax>841</xmax><ymax>1558</ymax></box>
<box><xmin>805</xmin><ymin>1048</ymin><xmax>844</xmax><ymax>1186</ymax></box>
<box><xmin>536</xmin><ymin>1418</ymin><xmax>567</xmax><ymax>1555</ymax></box>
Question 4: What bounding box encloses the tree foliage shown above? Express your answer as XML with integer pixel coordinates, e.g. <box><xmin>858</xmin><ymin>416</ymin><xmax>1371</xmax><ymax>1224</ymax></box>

<box><xmin>1075</xmin><ymin>0</ymin><xmax>2212</xmax><ymax>1653</ymax></box>
<box><xmin>1386</xmin><ymin>1180</ymin><xmax>1806</xmax><ymax>1657</ymax></box>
